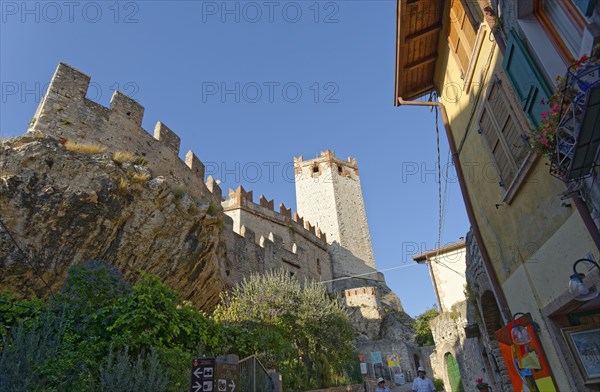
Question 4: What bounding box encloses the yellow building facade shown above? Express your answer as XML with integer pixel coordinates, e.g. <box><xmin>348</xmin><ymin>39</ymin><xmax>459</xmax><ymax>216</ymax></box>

<box><xmin>395</xmin><ymin>1</ymin><xmax>600</xmax><ymax>390</ymax></box>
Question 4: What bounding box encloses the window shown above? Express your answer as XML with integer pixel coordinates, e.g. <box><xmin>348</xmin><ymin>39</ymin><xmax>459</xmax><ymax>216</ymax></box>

<box><xmin>478</xmin><ymin>78</ymin><xmax>530</xmax><ymax>190</ymax></box>
<box><xmin>312</xmin><ymin>165</ymin><xmax>319</xmax><ymax>173</ymax></box>
<box><xmin>338</xmin><ymin>165</ymin><xmax>343</xmax><ymax>174</ymax></box>
<box><xmin>535</xmin><ymin>0</ymin><xmax>589</xmax><ymax>62</ymax></box>
<box><xmin>448</xmin><ymin>0</ymin><xmax>478</xmax><ymax>76</ymax></box>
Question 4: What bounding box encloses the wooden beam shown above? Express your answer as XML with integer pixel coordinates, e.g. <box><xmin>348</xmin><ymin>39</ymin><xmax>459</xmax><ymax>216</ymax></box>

<box><xmin>404</xmin><ymin>53</ymin><xmax>437</xmax><ymax>70</ymax></box>
<box><xmin>404</xmin><ymin>83</ymin><xmax>435</xmax><ymax>101</ymax></box>
<box><xmin>405</xmin><ymin>23</ymin><xmax>442</xmax><ymax>43</ymax></box>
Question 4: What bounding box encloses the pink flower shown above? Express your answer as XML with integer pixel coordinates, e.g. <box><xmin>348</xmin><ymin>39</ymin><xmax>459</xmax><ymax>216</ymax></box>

<box><xmin>541</xmin><ymin>112</ymin><xmax>548</xmax><ymax>120</ymax></box>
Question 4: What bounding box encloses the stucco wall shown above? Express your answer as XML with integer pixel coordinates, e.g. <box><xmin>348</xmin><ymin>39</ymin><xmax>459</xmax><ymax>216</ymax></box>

<box><xmin>433</xmin><ymin>15</ymin><xmax>599</xmax><ymax>391</ymax></box>
<box><xmin>428</xmin><ymin>247</ymin><xmax>467</xmax><ymax>312</ymax></box>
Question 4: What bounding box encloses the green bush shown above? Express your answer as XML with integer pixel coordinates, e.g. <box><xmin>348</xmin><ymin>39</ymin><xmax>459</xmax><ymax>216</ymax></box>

<box><xmin>1</xmin><ymin>263</ymin><xmax>362</xmax><ymax>391</ymax></box>
<box><xmin>433</xmin><ymin>377</ymin><xmax>445</xmax><ymax>391</ymax></box>
<box><xmin>99</xmin><ymin>346</ymin><xmax>168</xmax><ymax>392</ymax></box>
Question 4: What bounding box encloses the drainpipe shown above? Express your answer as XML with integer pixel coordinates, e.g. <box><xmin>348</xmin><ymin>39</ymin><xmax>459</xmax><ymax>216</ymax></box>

<box><xmin>397</xmin><ymin>97</ymin><xmax>512</xmax><ymax>323</ymax></box>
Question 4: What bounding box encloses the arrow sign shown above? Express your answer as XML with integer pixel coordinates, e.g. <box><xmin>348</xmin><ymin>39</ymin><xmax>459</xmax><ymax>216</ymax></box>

<box><xmin>192</xmin><ymin>381</ymin><xmax>202</xmax><ymax>392</ymax></box>
<box><xmin>193</xmin><ymin>367</ymin><xmax>202</xmax><ymax>378</ymax></box>
<box><xmin>229</xmin><ymin>379</ymin><xmax>235</xmax><ymax>392</ymax></box>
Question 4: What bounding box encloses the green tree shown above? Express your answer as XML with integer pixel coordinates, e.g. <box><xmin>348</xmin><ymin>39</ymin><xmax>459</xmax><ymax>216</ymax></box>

<box><xmin>414</xmin><ymin>305</ymin><xmax>439</xmax><ymax>346</ymax></box>
<box><xmin>214</xmin><ymin>270</ymin><xmax>360</xmax><ymax>390</ymax></box>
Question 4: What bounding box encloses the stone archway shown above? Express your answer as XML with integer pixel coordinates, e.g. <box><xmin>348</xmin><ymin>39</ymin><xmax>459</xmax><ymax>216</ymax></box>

<box><xmin>480</xmin><ymin>291</ymin><xmax>503</xmax><ymax>340</ymax></box>
<box><xmin>480</xmin><ymin>290</ymin><xmax>511</xmax><ymax>390</ymax></box>
<box><xmin>413</xmin><ymin>353</ymin><xmax>420</xmax><ymax>370</ymax></box>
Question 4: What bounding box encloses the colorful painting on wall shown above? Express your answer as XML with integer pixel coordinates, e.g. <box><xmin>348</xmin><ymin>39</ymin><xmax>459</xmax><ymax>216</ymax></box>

<box><xmin>496</xmin><ymin>313</ymin><xmax>558</xmax><ymax>392</ymax></box>
<box><xmin>371</xmin><ymin>351</ymin><xmax>383</xmax><ymax>365</ymax></box>
<box><xmin>387</xmin><ymin>354</ymin><xmax>400</xmax><ymax>367</ymax></box>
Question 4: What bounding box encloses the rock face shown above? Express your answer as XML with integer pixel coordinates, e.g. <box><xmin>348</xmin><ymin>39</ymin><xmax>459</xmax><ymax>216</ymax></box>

<box><xmin>0</xmin><ymin>133</ymin><xmax>226</xmax><ymax>310</ymax></box>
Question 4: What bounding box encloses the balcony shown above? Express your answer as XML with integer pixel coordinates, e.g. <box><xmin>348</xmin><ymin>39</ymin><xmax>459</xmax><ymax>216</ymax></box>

<box><xmin>548</xmin><ymin>61</ymin><xmax>600</xmax><ymax>181</ymax></box>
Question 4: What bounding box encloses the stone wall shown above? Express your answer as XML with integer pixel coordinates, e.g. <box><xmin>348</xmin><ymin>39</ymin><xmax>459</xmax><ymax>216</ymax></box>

<box><xmin>221</xmin><ymin>186</ymin><xmax>333</xmax><ymax>289</ymax></box>
<box><xmin>465</xmin><ymin>231</ymin><xmax>512</xmax><ymax>392</ymax></box>
<box><xmin>31</xmin><ymin>63</ymin><xmax>214</xmax><ymax>202</ymax></box>
<box><xmin>429</xmin><ymin>301</ymin><xmax>496</xmax><ymax>392</ymax></box>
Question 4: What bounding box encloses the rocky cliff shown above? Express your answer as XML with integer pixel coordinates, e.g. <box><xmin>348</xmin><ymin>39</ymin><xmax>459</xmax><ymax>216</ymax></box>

<box><xmin>0</xmin><ymin>132</ymin><xmax>226</xmax><ymax>310</ymax></box>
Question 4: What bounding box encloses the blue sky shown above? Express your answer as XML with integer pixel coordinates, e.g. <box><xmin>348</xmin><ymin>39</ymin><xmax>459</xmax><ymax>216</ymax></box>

<box><xmin>0</xmin><ymin>0</ymin><xmax>469</xmax><ymax>317</ymax></box>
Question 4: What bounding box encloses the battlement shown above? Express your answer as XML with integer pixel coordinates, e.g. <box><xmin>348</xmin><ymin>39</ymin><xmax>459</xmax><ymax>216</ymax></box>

<box><xmin>294</xmin><ymin>149</ymin><xmax>359</xmax><ymax>178</ymax></box>
<box><xmin>221</xmin><ymin>185</ymin><xmax>327</xmax><ymax>249</ymax></box>
<box><xmin>31</xmin><ymin>63</ymin><xmax>221</xmax><ymax>202</ymax></box>
<box><xmin>342</xmin><ymin>286</ymin><xmax>382</xmax><ymax>310</ymax></box>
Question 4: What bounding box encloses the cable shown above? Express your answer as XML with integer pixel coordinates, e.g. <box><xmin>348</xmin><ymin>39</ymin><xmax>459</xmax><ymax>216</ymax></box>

<box><xmin>318</xmin><ymin>264</ymin><xmax>419</xmax><ymax>284</ymax></box>
<box><xmin>0</xmin><ymin>217</ymin><xmax>55</xmax><ymax>299</ymax></box>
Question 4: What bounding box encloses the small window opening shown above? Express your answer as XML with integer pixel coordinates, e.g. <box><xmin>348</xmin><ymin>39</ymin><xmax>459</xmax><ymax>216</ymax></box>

<box><xmin>338</xmin><ymin>165</ymin><xmax>343</xmax><ymax>174</ymax></box>
<box><xmin>312</xmin><ymin>165</ymin><xmax>319</xmax><ymax>174</ymax></box>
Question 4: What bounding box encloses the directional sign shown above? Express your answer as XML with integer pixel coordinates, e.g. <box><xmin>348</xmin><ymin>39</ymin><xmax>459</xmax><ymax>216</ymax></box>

<box><xmin>215</xmin><ymin>356</ymin><xmax>239</xmax><ymax>392</ymax></box>
<box><xmin>190</xmin><ymin>357</ymin><xmax>216</xmax><ymax>392</ymax></box>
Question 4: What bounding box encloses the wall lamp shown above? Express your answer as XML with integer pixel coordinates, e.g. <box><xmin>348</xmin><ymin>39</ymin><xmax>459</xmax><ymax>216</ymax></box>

<box><xmin>569</xmin><ymin>258</ymin><xmax>600</xmax><ymax>301</ymax></box>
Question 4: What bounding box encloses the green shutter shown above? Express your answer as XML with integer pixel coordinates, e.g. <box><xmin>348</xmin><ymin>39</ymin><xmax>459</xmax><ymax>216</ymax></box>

<box><xmin>502</xmin><ymin>30</ymin><xmax>552</xmax><ymax>128</ymax></box>
<box><xmin>445</xmin><ymin>353</ymin><xmax>464</xmax><ymax>392</ymax></box>
<box><xmin>573</xmin><ymin>0</ymin><xmax>596</xmax><ymax>16</ymax></box>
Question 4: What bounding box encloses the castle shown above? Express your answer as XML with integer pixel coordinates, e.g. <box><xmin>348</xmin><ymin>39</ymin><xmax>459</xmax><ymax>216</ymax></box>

<box><xmin>22</xmin><ymin>62</ymin><xmax>425</xmax><ymax>380</ymax></box>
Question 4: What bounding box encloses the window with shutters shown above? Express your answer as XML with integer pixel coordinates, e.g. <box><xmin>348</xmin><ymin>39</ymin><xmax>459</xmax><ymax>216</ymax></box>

<box><xmin>478</xmin><ymin>77</ymin><xmax>533</xmax><ymax>199</ymax></box>
<box><xmin>448</xmin><ymin>0</ymin><xmax>479</xmax><ymax>77</ymax></box>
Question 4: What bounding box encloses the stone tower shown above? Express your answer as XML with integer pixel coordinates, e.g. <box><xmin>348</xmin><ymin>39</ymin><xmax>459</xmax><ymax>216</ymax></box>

<box><xmin>294</xmin><ymin>150</ymin><xmax>377</xmax><ymax>281</ymax></box>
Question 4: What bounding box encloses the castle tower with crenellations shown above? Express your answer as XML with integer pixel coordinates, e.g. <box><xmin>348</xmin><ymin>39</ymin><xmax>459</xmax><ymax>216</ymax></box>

<box><xmin>294</xmin><ymin>150</ymin><xmax>378</xmax><ymax>284</ymax></box>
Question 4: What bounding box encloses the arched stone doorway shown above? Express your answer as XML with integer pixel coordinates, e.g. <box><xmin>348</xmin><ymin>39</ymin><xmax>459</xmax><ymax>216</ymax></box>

<box><xmin>480</xmin><ymin>290</ymin><xmax>511</xmax><ymax>390</ymax></box>
<box><xmin>413</xmin><ymin>353</ymin><xmax>420</xmax><ymax>370</ymax></box>
<box><xmin>444</xmin><ymin>352</ymin><xmax>464</xmax><ymax>392</ymax></box>
<box><xmin>480</xmin><ymin>291</ymin><xmax>503</xmax><ymax>340</ymax></box>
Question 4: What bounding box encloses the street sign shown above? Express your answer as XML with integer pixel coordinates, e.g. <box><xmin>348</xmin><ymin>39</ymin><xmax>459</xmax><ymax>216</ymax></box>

<box><xmin>191</xmin><ymin>357</ymin><xmax>216</xmax><ymax>392</ymax></box>
<box><xmin>215</xmin><ymin>355</ymin><xmax>239</xmax><ymax>392</ymax></box>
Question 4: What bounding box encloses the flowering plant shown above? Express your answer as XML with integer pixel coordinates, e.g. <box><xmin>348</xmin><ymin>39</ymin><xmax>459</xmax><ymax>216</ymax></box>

<box><xmin>475</xmin><ymin>378</ymin><xmax>489</xmax><ymax>390</ymax></box>
<box><xmin>529</xmin><ymin>55</ymin><xmax>592</xmax><ymax>156</ymax></box>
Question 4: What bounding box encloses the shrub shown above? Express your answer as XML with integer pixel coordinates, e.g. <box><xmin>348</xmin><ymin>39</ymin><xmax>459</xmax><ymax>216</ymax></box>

<box><xmin>99</xmin><ymin>346</ymin><xmax>168</xmax><ymax>392</ymax></box>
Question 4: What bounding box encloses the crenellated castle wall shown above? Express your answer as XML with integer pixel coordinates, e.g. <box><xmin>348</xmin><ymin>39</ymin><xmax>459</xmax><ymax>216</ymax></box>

<box><xmin>222</xmin><ymin>185</ymin><xmax>333</xmax><ymax>288</ymax></box>
<box><xmin>30</xmin><ymin>62</ymin><xmax>215</xmax><ymax>202</ymax></box>
<box><xmin>29</xmin><ymin>62</ymin><xmax>337</xmax><ymax>291</ymax></box>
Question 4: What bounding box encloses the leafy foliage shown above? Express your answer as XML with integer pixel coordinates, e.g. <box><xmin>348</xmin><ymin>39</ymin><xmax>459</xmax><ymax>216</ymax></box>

<box><xmin>414</xmin><ymin>305</ymin><xmax>439</xmax><ymax>346</ymax></box>
<box><xmin>214</xmin><ymin>270</ymin><xmax>360</xmax><ymax>390</ymax></box>
<box><xmin>1</xmin><ymin>263</ymin><xmax>361</xmax><ymax>391</ymax></box>
<box><xmin>99</xmin><ymin>346</ymin><xmax>168</xmax><ymax>392</ymax></box>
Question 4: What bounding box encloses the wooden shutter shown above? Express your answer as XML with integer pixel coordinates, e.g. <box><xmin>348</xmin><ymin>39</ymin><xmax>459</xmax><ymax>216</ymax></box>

<box><xmin>502</xmin><ymin>30</ymin><xmax>552</xmax><ymax>128</ymax></box>
<box><xmin>448</xmin><ymin>0</ymin><xmax>477</xmax><ymax>73</ymax></box>
<box><xmin>446</xmin><ymin>353</ymin><xmax>465</xmax><ymax>392</ymax></box>
<box><xmin>479</xmin><ymin>80</ymin><xmax>529</xmax><ymax>188</ymax></box>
